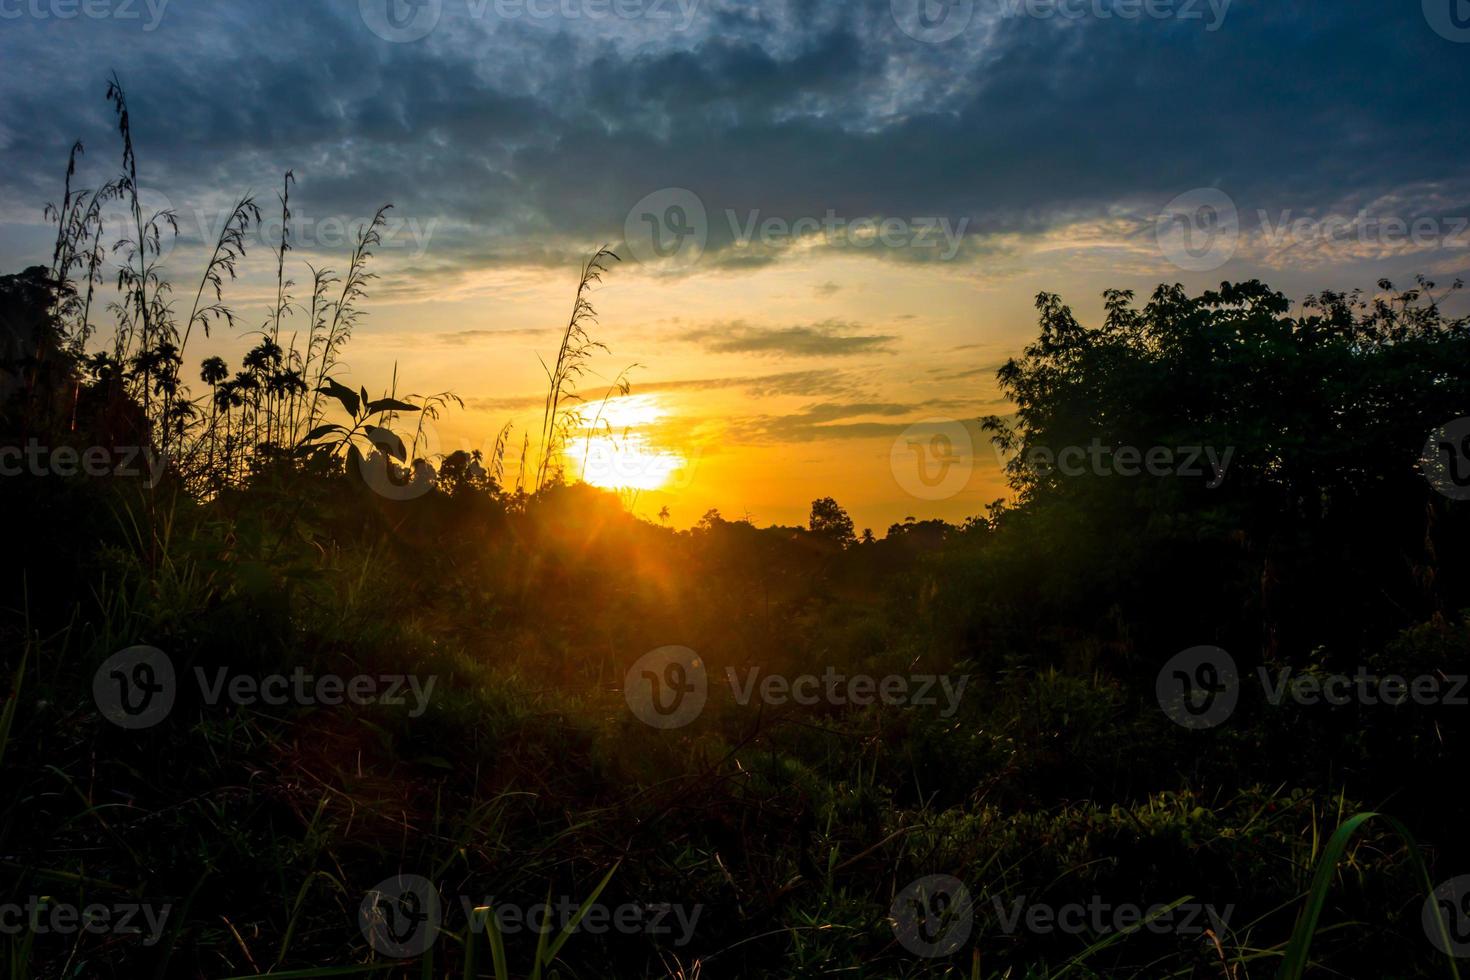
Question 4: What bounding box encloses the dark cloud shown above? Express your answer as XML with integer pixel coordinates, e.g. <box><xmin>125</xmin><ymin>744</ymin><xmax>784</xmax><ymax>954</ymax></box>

<box><xmin>425</xmin><ymin>327</ymin><xmax>548</xmax><ymax>345</ymax></box>
<box><xmin>929</xmin><ymin>363</ymin><xmax>1005</xmax><ymax>382</ymax></box>
<box><xmin>687</xmin><ymin>320</ymin><xmax>897</xmax><ymax>356</ymax></box>
<box><xmin>724</xmin><ymin>400</ymin><xmax>927</xmax><ymax>443</ymax></box>
<box><xmin>0</xmin><ymin>0</ymin><xmax>1467</xmax><ymax>283</ymax></box>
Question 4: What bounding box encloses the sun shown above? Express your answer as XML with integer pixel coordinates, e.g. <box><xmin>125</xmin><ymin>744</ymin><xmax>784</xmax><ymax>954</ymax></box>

<box><xmin>574</xmin><ymin>395</ymin><xmax>689</xmax><ymax>492</ymax></box>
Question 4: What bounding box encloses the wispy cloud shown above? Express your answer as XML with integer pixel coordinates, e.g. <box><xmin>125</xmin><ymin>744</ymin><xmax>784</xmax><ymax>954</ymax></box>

<box><xmin>687</xmin><ymin>320</ymin><xmax>896</xmax><ymax>357</ymax></box>
<box><xmin>462</xmin><ymin>368</ymin><xmax>853</xmax><ymax>416</ymax></box>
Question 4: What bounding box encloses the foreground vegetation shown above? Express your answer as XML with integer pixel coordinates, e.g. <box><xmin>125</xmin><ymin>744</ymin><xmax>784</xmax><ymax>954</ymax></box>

<box><xmin>1</xmin><ymin>85</ymin><xmax>1468</xmax><ymax>978</ymax></box>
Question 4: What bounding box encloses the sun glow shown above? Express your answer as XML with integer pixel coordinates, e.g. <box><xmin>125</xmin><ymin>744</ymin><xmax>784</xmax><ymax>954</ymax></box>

<box><xmin>575</xmin><ymin>395</ymin><xmax>689</xmax><ymax>492</ymax></box>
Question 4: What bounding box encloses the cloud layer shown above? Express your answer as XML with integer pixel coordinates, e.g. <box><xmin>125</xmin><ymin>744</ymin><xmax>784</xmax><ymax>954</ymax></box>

<box><xmin>2</xmin><ymin>0</ymin><xmax>1467</xmax><ymax>287</ymax></box>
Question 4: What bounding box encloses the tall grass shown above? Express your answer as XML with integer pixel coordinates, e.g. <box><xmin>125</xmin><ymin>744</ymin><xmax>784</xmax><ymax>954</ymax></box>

<box><xmin>534</xmin><ymin>245</ymin><xmax>618</xmax><ymax>491</ymax></box>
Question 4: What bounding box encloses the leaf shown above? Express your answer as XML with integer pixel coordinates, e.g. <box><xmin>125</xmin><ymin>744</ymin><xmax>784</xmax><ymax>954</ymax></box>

<box><xmin>542</xmin><ymin>862</ymin><xmax>620</xmax><ymax>966</ymax></box>
<box><xmin>303</xmin><ymin>423</ymin><xmax>344</xmax><ymax>442</ymax></box>
<box><xmin>364</xmin><ymin>426</ymin><xmax>407</xmax><ymax>462</ymax></box>
<box><xmin>367</xmin><ymin>397</ymin><xmax>420</xmax><ymax>414</ymax></box>
<box><xmin>317</xmin><ymin>378</ymin><xmax>360</xmax><ymax>418</ymax></box>
<box><xmin>360</xmin><ymin>385</ymin><xmax>370</xmax><ymax>412</ymax></box>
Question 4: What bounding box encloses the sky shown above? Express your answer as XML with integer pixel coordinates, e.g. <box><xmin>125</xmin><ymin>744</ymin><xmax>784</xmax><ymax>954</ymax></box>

<box><xmin>1</xmin><ymin>0</ymin><xmax>1468</xmax><ymax>531</ymax></box>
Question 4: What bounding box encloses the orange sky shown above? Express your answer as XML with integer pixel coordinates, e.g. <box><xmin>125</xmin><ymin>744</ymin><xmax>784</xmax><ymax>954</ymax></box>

<box><xmin>2</xmin><ymin>3</ymin><xmax>1468</xmax><ymax>532</ymax></box>
<box><xmin>71</xmin><ymin>215</ymin><xmax>1458</xmax><ymax>534</ymax></box>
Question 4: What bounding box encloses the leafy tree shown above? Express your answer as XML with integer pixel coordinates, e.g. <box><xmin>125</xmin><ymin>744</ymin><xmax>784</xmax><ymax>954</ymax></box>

<box><xmin>808</xmin><ymin>496</ymin><xmax>855</xmax><ymax>547</ymax></box>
